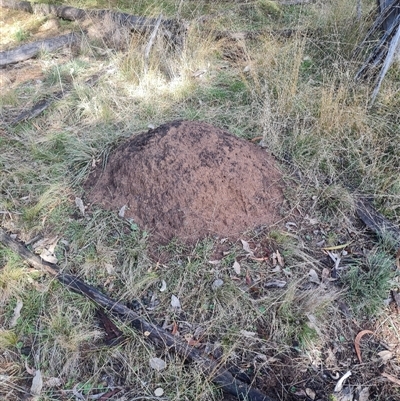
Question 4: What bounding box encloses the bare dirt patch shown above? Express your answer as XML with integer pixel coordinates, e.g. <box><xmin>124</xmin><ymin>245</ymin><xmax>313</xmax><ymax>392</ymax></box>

<box><xmin>85</xmin><ymin>120</ymin><xmax>284</xmax><ymax>244</ymax></box>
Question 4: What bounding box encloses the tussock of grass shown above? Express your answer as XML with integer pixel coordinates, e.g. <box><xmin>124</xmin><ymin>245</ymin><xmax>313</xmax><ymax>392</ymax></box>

<box><xmin>342</xmin><ymin>248</ymin><xmax>396</xmax><ymax>317</ymax></box>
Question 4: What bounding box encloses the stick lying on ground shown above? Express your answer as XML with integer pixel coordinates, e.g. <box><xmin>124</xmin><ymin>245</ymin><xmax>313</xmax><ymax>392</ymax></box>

<box><xmin>0</xmin><ymin>0</ymin><xmax>187</xmax><ymax>48</ymax></box>
<box><xmin>0</xmin><ymin>227</ymin><xmax>277</xmax><ymax>401</ymax></box>
<box><xmin>356</xmin><ymin>197</ymin><xmax>400</xmax><ymax>248</ymax></box>
<box><xmin>9</xmin><ymin>73</ymin><xmax>101</xmax><ymax>125</ymax></box>
<box><xmin>0</xmin><ymin>32</ymin><xmax>81</xmax><ymax>66</ymax></box>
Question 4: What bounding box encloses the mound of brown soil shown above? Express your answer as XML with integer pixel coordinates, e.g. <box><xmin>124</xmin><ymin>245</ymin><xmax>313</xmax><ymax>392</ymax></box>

<box><xmin>85</xmin><ymin>120</ymin><xmax>284</xmax><ymax>244</ymax></box>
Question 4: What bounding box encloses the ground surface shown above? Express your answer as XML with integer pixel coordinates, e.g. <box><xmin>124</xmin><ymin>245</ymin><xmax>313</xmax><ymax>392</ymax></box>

<box><xmin>85</xmin><ymin>120</ymin><xmax>284</xmax><ymax>244</ymax></box>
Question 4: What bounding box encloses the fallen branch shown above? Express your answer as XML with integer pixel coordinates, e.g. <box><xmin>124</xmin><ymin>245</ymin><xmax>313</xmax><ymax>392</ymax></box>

<box><xmin>0</xmin><ymin>227</ymin><xmax>277</xmax><ymax>401</ymax></box>
<box><xmin>214</xmin><ymin>28</ymin><xmax>313</xmax><ymax>41</ymax></box>
<box><xmin>354</xmin><ymin>1</ymin><xmax>400</xmax><ymax>103</ymax></box>
<box><xmin>10</xmin><ymin>91</ymin><xmax>64</xmax><ymax>124</ymax></box>
<box><xmin>0</xmin><ymin>0</ymin><xmax>187</xmax><ymax>48</ymax></box>
<box><xmin>371</xmin><ymin>22</ymin><xmax>400</xmax><ymax>103</ymax></box>
<box><xmin>0</xmin><ymin>32</ymin><xmax>80</xmax><ymax>66</ymax></box>
<box><xmin>279</xmin><ymin>0</ymin><xmax>313</xmax><ymax>5</ymax></box>
<box><xmin>356</xmin><ymin>197</ymin><xmax>400</xmax><ymax>248</ymax></box>
<box><xmin>10</xmin><ymin>73</ymin><xmax>101</xmax><ymax>125</ymax></box>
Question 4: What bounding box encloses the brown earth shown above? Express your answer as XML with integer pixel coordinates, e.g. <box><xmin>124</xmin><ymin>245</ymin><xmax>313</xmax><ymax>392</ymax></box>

<box><xmin>85</xmin><ymin>120</ymin><xmax>284</xmax><ymax>244</ymax></box>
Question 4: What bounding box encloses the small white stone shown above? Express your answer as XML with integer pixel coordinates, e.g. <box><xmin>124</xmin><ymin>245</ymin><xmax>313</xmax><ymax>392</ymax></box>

<box><xmin>154</xmin><ymin>387</ymin><xmax>164</xmax><ymax>397</ymax></box>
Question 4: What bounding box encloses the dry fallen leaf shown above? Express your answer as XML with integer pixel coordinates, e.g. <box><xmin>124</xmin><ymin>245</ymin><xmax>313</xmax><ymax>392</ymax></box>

<box><xmin>118</xmin><ymin>205</ymin><xmax>127</xmax><ymax>218</ymax></box>
<box><xmin>75</xmin><ymin>197</ymin><xmax>85</xmax><ymax>216</ymax></box>
<box><xmin>9</xmin><ymin>298</ymin><xmax>23</xmax><ymax>328</ymax></box>
<box><xmin>396</xmin><ymin>248</ymin><xmax>400</xmax><ymax>270</ymax></box>
<box><xmin>184</xmin><ymin>334</ymin><xmax>201</xmax><ymax>347</ymax></box>
<box><xmin>358</xmin><ymin>386</ymin><xmax>370</xmax><ymax>401</ymax></box>
<box><xmin>149</xmin><ymin>357</ymin><xmax>167</xmax><ymax>371</ymax></box>
<box><xmin>321</xmin><ymin>267</ymin><xmax>336</xmax><ymax>282</ymax></box>
<box><xmin>354</xmin><ymin>330</ymin><xmax>374</xmax><ymax>363</ymax></box>
<box><xmin>171</xmin><ymin>322</ymin><xmax>179</xmax><ymax>336</ymax></box>
<box><xmin>104</xmin><ymin>263</ymin><xmax>115</xmax><ymax>275</ymax></box>
<box><xmin>241</xmin><ymin>239</ymin><xmax>254</xmax><ymax>256</ymax></box>
<box><xmin>276</xmin><ymin>249</ymin><xmax>284</xmax><ymax>267</ymax></box>
<box><xmin>308</xmin><ymin>268</ymin><xmax>320</xmax><ymax>284</ymax></box>
<box><xmin>233</xmin><ymin>260</ymin><xmax>241</xmax><ymax>275</ymax></box>
<box><xmin>30</xmin><ymin>369</ymin><xmax>43</xmax><ymax>396</ymax></box>
<box><xmin>305</xmin><ymin>387</ymin><xmax>316</xmax><ymax>400</ymax></box>
<box><xmin>381</xmin><ymin>371</ymin><xmax>400</xmax><ymax>385</ymax></box>
<box><xmin>334</xmin><ymin>370</ymin><xmax>351</xmax><ymax>392</ymax></box>
<box><xmin>25</xmin><ymin>361</ymin><xmax>35</xmax><ymax>376</ymax></box>
<box><xmin>378</xmin><ymin>350</ymin><xmax>393</xmax><ymax>362</ymax></box>
<box><xmin>159</xmin><ymin>280</ymin><xmax>167</xmax><ymax>292</ymax></box>
<box><xmin>306</xmin><ymin>217</ymin><xmax>319</xmax><ymax>225</ymax></box>
<box><xmin>171</xmin><ymin>295</ymin><xmax>181</xmax><ymax>309</ymax></box>
<box><xmin>293</xmin><ymin>389</ymin><xmax>307</xmax><ymax>397</ymax></box>
<box><xmin>245</xmin><ymin>270</ymin><xmax>253</xmax><ymax>286</ymax></box>
<box><xmin>40</xmin><ymin>249</ymin><xmax>58</xmax><ymax>264</ymax></box>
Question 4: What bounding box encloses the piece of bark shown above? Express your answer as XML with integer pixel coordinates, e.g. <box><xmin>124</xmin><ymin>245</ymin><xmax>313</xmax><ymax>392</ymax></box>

<box><xmin>0</xmin><ymin>32</ymin><xmax>80</xmax><ymax>66</ymax></box>
<box><xmin>0</xmin><ymin>227</ymin><xmax>276</xmax><ymax>401</ymax></box>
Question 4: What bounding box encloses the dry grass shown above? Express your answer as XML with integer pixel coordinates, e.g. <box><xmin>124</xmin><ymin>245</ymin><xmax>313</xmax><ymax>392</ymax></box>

<box><xmin>1</xmin><ymin>0</ymin><xmax>400</xmax><ymax>399</ymax></box>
